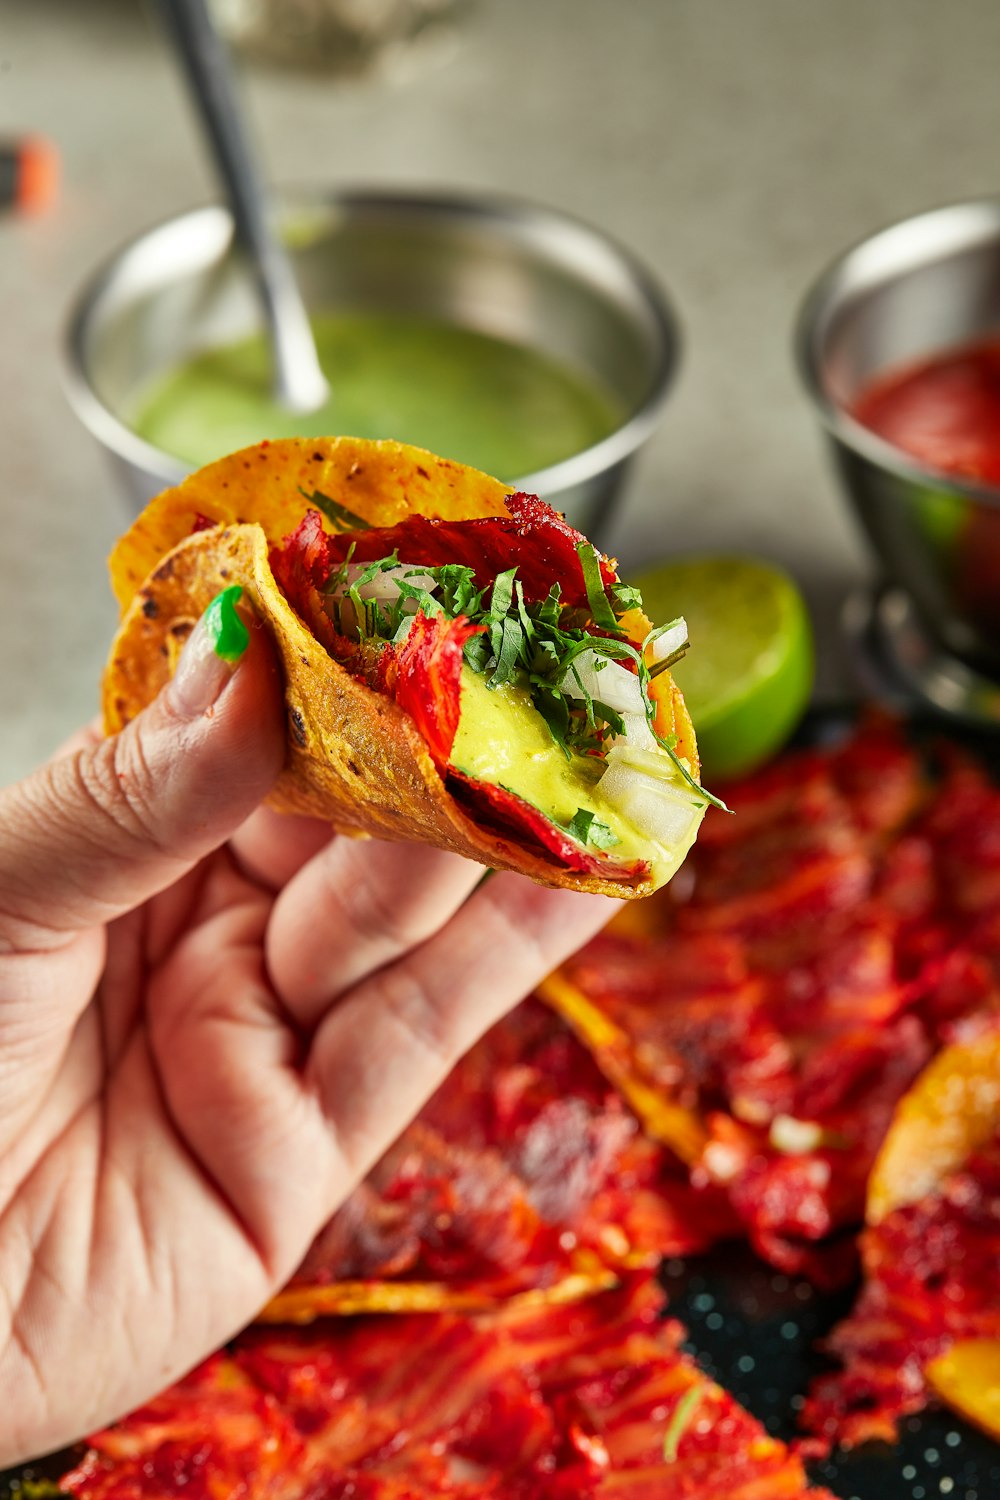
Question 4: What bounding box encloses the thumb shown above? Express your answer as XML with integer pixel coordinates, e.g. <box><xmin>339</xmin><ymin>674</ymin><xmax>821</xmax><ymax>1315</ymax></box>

<box><xmin>0</xmin><ymin>588</ymin><xmax>285</xmax><ymax>949</ymax></box>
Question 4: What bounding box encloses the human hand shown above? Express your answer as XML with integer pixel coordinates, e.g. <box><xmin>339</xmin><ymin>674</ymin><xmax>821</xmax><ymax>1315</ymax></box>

<box><xmin>0</xmin><ymin>592</ymin><xmax>616</xmax><ymax>1463</ymax></box>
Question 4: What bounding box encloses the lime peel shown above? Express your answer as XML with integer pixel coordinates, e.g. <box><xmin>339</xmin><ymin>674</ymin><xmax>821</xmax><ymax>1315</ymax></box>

<box><xmin>629</xmin><ymin>555</ymin><xmax>814</xmax><ymax>781</ymax></box>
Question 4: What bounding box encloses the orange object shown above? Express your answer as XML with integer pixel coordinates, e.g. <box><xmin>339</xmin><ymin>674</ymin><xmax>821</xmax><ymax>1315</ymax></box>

<box><xmin>926</xmin><ymin>1338</ymin><xmax>1000</xmax><ymax>1441</ymax></box>
<box><xmin>0</xmin><ymin>136</ymin><xmax>59</xmax><ymax>214</ymax></box>
<box><xmin>866</xmin><ymin>1028</ymin><xmax>1000</xmax><ymax>1227</ymax></box>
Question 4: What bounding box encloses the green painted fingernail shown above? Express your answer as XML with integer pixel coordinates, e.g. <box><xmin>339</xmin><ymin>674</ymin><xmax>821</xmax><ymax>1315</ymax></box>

<box><xmin>204</xmin><ymin>585</ymin><xmax>250</xmax><ymax>662</ymax></box>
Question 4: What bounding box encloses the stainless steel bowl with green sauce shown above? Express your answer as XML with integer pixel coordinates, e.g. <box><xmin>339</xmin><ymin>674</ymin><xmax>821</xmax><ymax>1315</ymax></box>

<box><xmin>64</xmin><ymin>189</ymin><xmax>679</xmax><ymax>536</ymax></box>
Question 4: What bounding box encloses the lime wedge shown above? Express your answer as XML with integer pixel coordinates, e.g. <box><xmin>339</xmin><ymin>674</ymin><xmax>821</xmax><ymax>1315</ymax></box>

<box><xmin>631</xmin><ymin>555</ymin><xmax>814</xmax><ymax>780</ymax></box>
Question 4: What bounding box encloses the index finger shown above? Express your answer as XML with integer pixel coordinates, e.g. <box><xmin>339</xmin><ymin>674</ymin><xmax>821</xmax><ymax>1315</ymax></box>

<box><xmin>303</xmin><ymin>874</ymin><xmax>616</xmax><ymax>1183</ymax></box>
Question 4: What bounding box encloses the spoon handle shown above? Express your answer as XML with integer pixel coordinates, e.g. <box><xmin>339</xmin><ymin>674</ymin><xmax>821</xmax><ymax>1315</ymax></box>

<box><xmin>153</xmin><ymin>0</ymin><xmax>329</xmax><ymax>413</ymax></box>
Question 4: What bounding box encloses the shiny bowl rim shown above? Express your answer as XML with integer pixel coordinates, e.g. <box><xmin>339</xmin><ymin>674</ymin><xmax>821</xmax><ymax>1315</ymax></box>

<box><xmin>64</xmin><ymin>183</ymin><xmax>680</xmax><ymax>499</ymax></box>
<box><xmin>794</xmin><ymin>193</ymin><xmax>1000</xmax><ymax>512</ymax></box>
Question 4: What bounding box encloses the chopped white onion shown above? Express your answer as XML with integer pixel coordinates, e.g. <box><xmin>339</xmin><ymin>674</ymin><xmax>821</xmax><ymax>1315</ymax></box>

<box><xmin>769</xmin><ymin>1115</ymin><xmax>823</xmax><ymax>1155</ymax></box>
<box><xmin>617</xmin><ymin>712</ymin><xmax>659</xmax><ymax>751</ymax></box>
<box><xmin>560</xmin><ymin>649</ymin><xmax>646</xmax><ymax>715</ymax></box>
<box><xmin>650</xmin><ymin>616</ymin><xmax>689</xmax><ymax>662</ymax></box>
<box><xmin>598</xmin><ymin>748</ymin><xmax>702</xmax><ymax>847</ymax></box>
<box><xmin>731</xmin><ymin>1094</ymin><xmax>772</xmax><ymax>1126</ymax></box>
<box><xmin>702</xmin><ymin>1141</ymin><xmax>744</xmax><ymax>1185</ymax></box>
<box><xmin>606</xmin><ymin>740</ymin><xmax>687</xmax><ymax>781</ymax></box>
<box><xmin>342</xmin><ymin>563</ymin><xmax>438</xmax><ymax>605</ymax></box>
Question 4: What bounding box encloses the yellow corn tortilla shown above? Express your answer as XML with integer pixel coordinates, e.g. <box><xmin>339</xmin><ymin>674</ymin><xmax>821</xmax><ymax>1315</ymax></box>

<box><xmin>257</xmin><ymin>1265</ymin><xmax>619</xmax><ymax>1324</ymax></box>
<box><xmin>104</xmin><ymin>437</ymin><xmax>701</xmax><ymax>897</ymax></box>
<box><xmin>866</xmin><ymin>1029</ymin><xmax>1000</xmax><ymax>1227</ymax></box>
<box><xmin>537</xmin><ymin>970</ymin><xmax>709</xmax><ymax>1164</ymax></box>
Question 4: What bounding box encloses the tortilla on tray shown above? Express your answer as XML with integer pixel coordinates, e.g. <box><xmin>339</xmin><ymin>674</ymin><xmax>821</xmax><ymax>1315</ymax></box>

<box><xmin>61</xmin><ymin>1271</ymin><xmax>835</xmax><ymax>1500</ymax></box>
<box><xmin>103</xmin><ymin>437</ymin><xmax>712</xmax><ymax>898</ymax></box>
<box><xmin>540</xmin><ymin>718</ymin><xmax>1000</xmax><ymax>1288</ymax></box>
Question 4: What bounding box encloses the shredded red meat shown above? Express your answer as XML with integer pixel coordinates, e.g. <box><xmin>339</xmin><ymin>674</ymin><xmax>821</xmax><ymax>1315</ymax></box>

<box><xmin>62</xmin><ymin>1273</ymin><xmax>834</xmax><ymax>1500</ymax></box>
<box><xmin>392</xmin><ymin>612</ymin><xmax>484</xmax><ymax>767</ymax></box>
<box><xmin>447</xmin><ymin>770</ymin><xmax>649</xmax><ymax>881</ymax></box>
<box><xmin>284</xmin><ymin>1000</ymin><xmax>727</xmax><ymax>1304</ymax></box>
<box><xmin>308</xmin><ymin>492</ymin><xmax>615</xmax><ymax>606</ymax></box>
<box><xmin>555</xmin><ymin>717</ymin><xmax>1000</xmax><ymax>1286</ymax></box>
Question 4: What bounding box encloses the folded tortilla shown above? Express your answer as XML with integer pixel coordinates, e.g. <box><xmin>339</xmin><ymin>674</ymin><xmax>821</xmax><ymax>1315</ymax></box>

<box><xmin>104</xmin><ymin>437</ymin><xmax>705</xmax><ymax>897</ymax></box>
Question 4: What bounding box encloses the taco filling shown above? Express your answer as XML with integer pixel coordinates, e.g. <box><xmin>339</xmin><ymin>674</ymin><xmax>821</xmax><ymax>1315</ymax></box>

<box><xmin>269</xmin><ymin>490</ymin><xmax>718</xmax><ymax>886</ymax></box>
<box><xmin>104</xmin><ymin>438</ymin><xmax>713</xmax><ymax>896</ymax></box>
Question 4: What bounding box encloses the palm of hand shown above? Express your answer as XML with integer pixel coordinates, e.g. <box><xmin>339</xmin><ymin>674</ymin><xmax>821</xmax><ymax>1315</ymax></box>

<box><xmin>2</xmin><ymin>816</ymin><xmax>334</xmax><ymax>1458</ymax></box>
<box><xmin>0</xmin><ymin>627</ymin><xmax>614</xmax><ymax>1464</ymax></box>
<box><xmin>0</xmin><ymin>693</ymin><xmax>613</xmax><ymax>1466</ymax></box>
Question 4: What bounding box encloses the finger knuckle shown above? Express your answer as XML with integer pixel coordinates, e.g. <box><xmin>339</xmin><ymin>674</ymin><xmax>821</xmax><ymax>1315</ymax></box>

<box><xmin>371</xmin><ymin>964</ymin><xmax>462</xmax><ymax>1072</ymax></box>
<box><xmin>74</xmin><ymin>735</ymin><xmax>171</xmax><ymax>859</ymax></box>
<box><xmin>329</xmin><ymin>857</ymin><xmax>422</xmax><ymax>957</ymax></box>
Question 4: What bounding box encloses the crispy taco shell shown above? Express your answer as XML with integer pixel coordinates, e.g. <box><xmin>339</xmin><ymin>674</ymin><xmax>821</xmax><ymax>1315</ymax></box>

<box><xmin>104</xmin><ymin>438</ymin><xmax>699</xmax><ymax>897</ymax></box>
<box><xmin>257</xmin><ymin>1264</ymin><xmax>618</xmax><ymax>1323</ymax></box>
<box><xmin>866</xmin><ymin>1028</ymin><xmax>1000</xmax><ymax>1227</ymax></box>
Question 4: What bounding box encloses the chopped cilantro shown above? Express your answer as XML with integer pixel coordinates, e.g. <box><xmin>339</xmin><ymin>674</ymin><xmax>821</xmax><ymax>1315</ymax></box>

<box><xmin>606</xmin><ymin>580</ymin><xmax>643</xmax><ymax>614</ymax></box>
<box><xmin>565</xmin><ymin>808</ymin><xmax>620</xmax><ymax>848</ymax></box>
<box><xmin>576</xmin><ymin>541</ymin><xmax>621</xmax><ymax>633</ymax></box>
<box><xmin>299</xmin><ymin>488</ymin><xmax>372</xmax><ymax>531</ymax></box>
<box><xmin>317</xmin><ymin>540</ymin><xmax>730</xmax><ymax>810</ymax></box>
<box><xmin>497</xmin><ymin>794</ymin><xmax>620</xmax><ymax>850</ymax></box>
<box><xmin>662</xmin><ymin>1385</ymin><xmax>703</xmax><ymax>1463</ymax></box>
<box><xmin>645</xmin><ymin>617</ymin><xmax>691</xmax><ymax>677</ymax></box>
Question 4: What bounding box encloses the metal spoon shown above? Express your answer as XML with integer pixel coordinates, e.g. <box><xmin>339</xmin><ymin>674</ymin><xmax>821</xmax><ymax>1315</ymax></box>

<box><xmin>152</xmin><ymin>0</ymin><xmax>330</xmax><ymax>413</ymax></box>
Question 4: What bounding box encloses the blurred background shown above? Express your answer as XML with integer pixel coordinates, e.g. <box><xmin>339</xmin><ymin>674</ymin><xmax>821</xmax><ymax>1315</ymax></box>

<box><xmin>3</xmin><ymin>0</ymin><xmax>1000</xmax><ymax>785</ymax></box>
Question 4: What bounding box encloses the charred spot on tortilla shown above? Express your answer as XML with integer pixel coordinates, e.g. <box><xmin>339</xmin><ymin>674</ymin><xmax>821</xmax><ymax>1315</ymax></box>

<box><xmin>289</xmin><ymin>707</ymin><xmax>308</xmax><ymax>747</ymax></box>
<box><xmin>103</xmin><ymin>437</ymin><xmax>715</xmax><ymax>897</ymax></box>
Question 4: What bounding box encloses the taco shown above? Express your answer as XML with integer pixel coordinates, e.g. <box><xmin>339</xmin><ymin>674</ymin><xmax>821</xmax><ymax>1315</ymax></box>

<box><xmin>104</xmin><ymin>437</ymin><xmax>715</xmax><ymax>896</ymax></box>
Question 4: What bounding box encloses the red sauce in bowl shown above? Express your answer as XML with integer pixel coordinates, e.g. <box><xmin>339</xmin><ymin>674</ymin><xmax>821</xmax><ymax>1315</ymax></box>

<box><xmin>852</xmin><ymin>337</ymin><xmax>1000</xmax><ymax>488</ymax></box>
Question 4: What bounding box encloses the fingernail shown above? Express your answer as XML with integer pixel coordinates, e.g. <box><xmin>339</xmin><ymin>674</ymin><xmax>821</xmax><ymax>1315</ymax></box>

<box><xmin>170</xmin><ymin>586</ymin><xmax>251</xmax><ymax>718</ymax></box>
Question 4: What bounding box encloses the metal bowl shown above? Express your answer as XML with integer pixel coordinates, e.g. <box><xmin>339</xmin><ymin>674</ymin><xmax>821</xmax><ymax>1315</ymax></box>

<box><xmin>64</xmin><ymin>188</ymin><xmax>678</xmax><ymax>539</ymax></box>
<box><xmin>796</xmin><ymin>197</ymin><xmax>1000</xmax><ymax>676</ymax></box>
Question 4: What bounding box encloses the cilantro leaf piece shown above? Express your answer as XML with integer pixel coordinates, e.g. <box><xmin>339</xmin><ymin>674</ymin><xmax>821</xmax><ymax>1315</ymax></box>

<box><xmin>533</xmin><ymin>687</ymin><xmax>572</xmax><ymax>761</ymax></box>
<box><xmin>321</xmin><ymin>538</ymin><xmax>359</xmax><ymax>597</ymax></box>
<box><xmin>490</xmin><ymin>615</ymin><xmax>525</xmax><ymax>688</ymax></box>
<box><xmin>565</xmin><ymin>807</ymin><xmax>596</xmax><ymax>842</ymax></box>
<box><xmin>644</xmin><ymin>617</ymin><xmax>691</xmax><ymax>677</ymax></box>
<box><xmin>565</xmin><ymin>808</ymin><xmax>619</xmax><ymax>848</ymax></box>
<box><xmin>489</xmin><ymin>567</ymin><xmax>517</xmax><ymax>622</ymax></box>
<box><xmin>662</xmin><ymin>1385</ymin><xmax>704</xmax><ymax>1463</ymax></box>
<box><xmin>607</xmin><ymin>580</ymin><xmax>644</xmax><ymax>614</ymax></box>
<box><xmin>591</xmin><ymin>700</ymin><xmax>626</xmax><ymax>739</ymax></box>
<box><xmin>435</xmin><ymin>563</ymin><xmax>483</xmax><ymax>619</ymax></box>
<box><xmin>576</xmin><ymin>542</ymin><xmax>621</xmax><ymax>632</ymax></box>
<box><xmin>299</xmin><ymin>488</ymin><xmax>372</xmax><ymax>531</ymax></box>
<box><xmin>464</xmin><ymin>631</ymin><xmax>493</xmax><ymax>675</ymax></box>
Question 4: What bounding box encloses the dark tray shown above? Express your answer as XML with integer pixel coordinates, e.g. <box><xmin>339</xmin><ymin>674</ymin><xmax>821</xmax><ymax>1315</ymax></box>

<box><xmin>665</xmin><ymin>1244</ymin><xmax>997</xmax><ymax>1500</ymax></box>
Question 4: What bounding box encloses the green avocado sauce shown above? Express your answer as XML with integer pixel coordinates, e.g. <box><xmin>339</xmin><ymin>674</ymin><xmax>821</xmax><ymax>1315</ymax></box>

<box><xmin>133</xmin><ymin>311</ymin><xmax>623</xmax><ymax>479</ymax></box>
<box><xmin>450</xmin><ymin>669</ymin><xmax>703</xmax><ymax>886</ymax></box>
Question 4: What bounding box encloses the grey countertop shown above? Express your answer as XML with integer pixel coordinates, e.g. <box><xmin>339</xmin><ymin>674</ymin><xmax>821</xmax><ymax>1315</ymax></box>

<box><xmin>3</xmin><ymin>0</ymin><xmax>1000</xmax><ymax>786</ymax></box>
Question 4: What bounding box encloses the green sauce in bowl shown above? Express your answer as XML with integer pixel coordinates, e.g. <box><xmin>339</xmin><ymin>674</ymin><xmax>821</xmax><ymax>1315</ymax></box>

<box><xmin>133</xmin><ymin>311</ymin><xmax>624</xmax><ymax>480</ymax></box>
